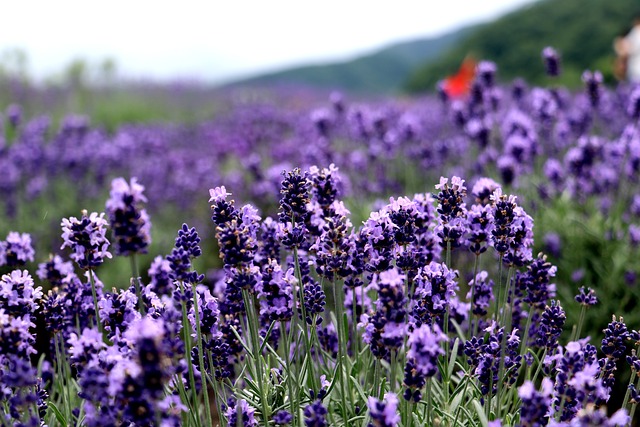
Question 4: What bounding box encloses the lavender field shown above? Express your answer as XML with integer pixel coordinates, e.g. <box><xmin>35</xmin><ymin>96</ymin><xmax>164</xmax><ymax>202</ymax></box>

<box><xmin>2</xmin><ymin>57</ymin><xmax>640</xmax><ymax>426</ymax></box>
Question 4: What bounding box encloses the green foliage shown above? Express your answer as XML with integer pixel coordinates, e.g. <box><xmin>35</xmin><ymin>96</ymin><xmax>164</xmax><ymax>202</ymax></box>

<box><xmin>404</xmin><ymin>0</ymin><xmax>640</xmax><ymax>92</ymax></box>
<box><xmin>229</xmin><ymin>27</ymin><xmax>476</xmax><ymax>94</ymax></box>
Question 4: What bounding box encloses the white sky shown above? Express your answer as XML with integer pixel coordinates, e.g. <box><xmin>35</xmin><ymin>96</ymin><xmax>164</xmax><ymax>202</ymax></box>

<box><xmin>0</xmin><ymin>0</ymin><xmax>537</xmax><ymax>84</ymax></box>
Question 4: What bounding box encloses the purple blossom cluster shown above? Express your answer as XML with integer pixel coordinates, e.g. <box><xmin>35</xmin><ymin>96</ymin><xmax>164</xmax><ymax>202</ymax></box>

<box><xmin>4</xmin><ymin>51</ymin><xmax>640</xmax><ymax>424</ymax></box>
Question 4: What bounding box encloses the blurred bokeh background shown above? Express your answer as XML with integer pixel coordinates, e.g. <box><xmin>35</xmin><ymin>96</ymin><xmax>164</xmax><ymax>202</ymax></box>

<box><xmin>8</xmin><ymin>0</ymin><xmax>639</xmax><ymax>126</ymax></box>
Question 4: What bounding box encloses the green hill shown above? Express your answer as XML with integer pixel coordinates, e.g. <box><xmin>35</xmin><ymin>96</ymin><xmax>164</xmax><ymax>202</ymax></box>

<box><xmin>226</xmin><ymin>27</ymin><xmax>476</xmax><ymax>94</ymax></box>
<box><xmin>404</xmin><ymin>0</ymin><xmax>640</xmax><ymax>93</ymax></box>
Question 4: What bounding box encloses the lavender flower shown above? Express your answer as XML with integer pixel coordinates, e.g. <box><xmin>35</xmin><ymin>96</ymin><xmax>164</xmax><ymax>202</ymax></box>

<box><xmin>434</xmin><ymin>176</ymin><xmax>467</xmax><ymax>248</ymax></box>
<box><xmin>36</xmin><ymin>254</ymin><xmax>75</xmax><ymax>288</ymax></box>
<box><xmin>0</xmin><ymin>232</ymin><xmax>35</xmax><ymax>267</ymax></box>
<box><xmin>105</xmin><ymin>177</ymin><xmax>152</xmax><ymax>256</ymax></box>
<box><xmin>542</xmin><ymin>46</ymin><xmax>561</xmax><ymax>77</ymax></box>
<box><xmin>274</xmin><ymin>410</ymin><xmax>294</xmax><ymax>426</ymax></box>
<box><xmin>367</xmin><ymin>392</ymin><xmax>400</xmax><ymax>427</ymax></box>
<box><xmin>304</xmin><ymin>400</ymin><xmax>327</xmax><ymax>427</ymax></box>
<box><xmin>535</xmin><ymin>301</ymin><xmax>566</xmax><ymax>350</ymax></box>
<box><xmin>574</xmin><ymin>287</ymin><xmax>598</xmax><ymax>306</ymax></box>
<box><xmin>582</xmin><ymin>70</ymin><xmax>603</xmax><ymax>108</ymax></box>
<box><xmin>362</xmin><ymin>268</ymin><xmax>407</xmax><ymax>360</ymax></box>
<box><xmin>403</xmin><ymin>324</ymin><xmax>446</xmax><ymax>401</ymax></box>
<box><xmin>0</xmin><ymin>270</ymin><xmax>42</xmax><ymax>318</ymax></box>
<box><xmin>257</xmin><ymin>260</ymin><xmax>295</xmax><ymax>322</ymax></box>
<box><xmin>518</xmin><ymin>378</ymin><xmax>553</xmax><ymax>427</ymax></box>
<box><xmin>279</xmin><ymin>168</ymin><xmax>311</xmax><ymax>225</ymax></box>
<box><xmin>467</xmin><ymin>270</ymin><xmax>494</xmax><ymax>317</ymax></box>
<box><xmin>147</xmin><ymin>255</ymin><xmax>173</xmax><ymax>296</ymax></box>
<box><xmin>471</xmin><ymin>177</ymin><xmax>501</xmax><ymax>205</ymax></box>
<box><xmin>411</xmin><ymin>262</ymin><xmax>458</xmax><ymax>327</ymax></box>
<box><xmin>61</xmin><ymin>210</ymin><xmax>112</xmax><ymax>269</ymax></box>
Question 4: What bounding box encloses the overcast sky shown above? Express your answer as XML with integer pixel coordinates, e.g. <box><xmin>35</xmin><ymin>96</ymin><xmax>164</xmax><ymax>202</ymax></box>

<box><xmin>0</xmin><ymin>0</ymin><xmax>537</xmax><ymax>84</ymax></box>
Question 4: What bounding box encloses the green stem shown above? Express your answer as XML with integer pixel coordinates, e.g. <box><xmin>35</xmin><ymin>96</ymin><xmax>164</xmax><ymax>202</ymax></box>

<box><xmin>87</xmin><ymin>268</ymin><xmax>102</xmax><ymax>334</ymax></box>
<box><xmin>496</xmin><ymin>265</ymin><xmax>514</xmax><ymax>420</ymax></box>
<box><xmin>55</xmin><ymin>334</ymin><xmax>73</xmax><ymax>423</ymax></box>
<box><xmin>281</xmin><ymin>320</ymin><xmax>298</xmax><ymax>427</ymax></box>
<box><xmin>192</xmin><ymin>283</ymin><xmax>213</xmax><ymax>427</ymax></box>
<box><xmin>426</xmin><ymin>379</ymin><xmax>433</xmax><ymax>427</ymax></box>
<box><xmin>293</xmin><ymin>245</ymin><xmax>318</xmax><ymax>392</ymax></box>
<box><xmin>629</xmin><ymin>375</ymin><xmax>640</xmax><ymax>422</ymax></box>
<box><xmin>572</xmin><ymin>304</ymin><xmax>586</xmax><ymax>342</ymax></box>
<box><xmin>471</xmin><ymin>254</ymin><xmax>480</xmax><ymax>337</ymax></box>
<box><xmin>179</xmin><ymin>281</ymin><xmax>202</xmax><ymax>427</ymax></box>
<box><xmin>242</xmin><ymin>290</ymin><xmax>271</xmax><ymax>423</ymax></box>
<box><xmin>332</xmin><ymin>278</ymin><xmax>350</xmax><ymax>425</ymax></box>
<box><xmin>622</xmin><ymin>369</ymin><xmax>637</xmax><ymax>411</ymax></box>
<box><xmin>130</xmin><ymin>254</ymin><xmax>145</xmax><ymax>315</ymax></box>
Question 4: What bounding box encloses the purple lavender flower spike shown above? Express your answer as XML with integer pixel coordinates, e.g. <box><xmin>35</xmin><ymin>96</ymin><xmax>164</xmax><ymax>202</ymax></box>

<box><xmin>367</xmin><ymin>392</ymin><xmax>401</xmax><ymax>427</ymax></box>
<box><xmin>574</xmin><ymin>287</ymin><xmax>598</xmax><ymax>306</ymax></box>
<box><xmin>224</xmin><ymin>398</ymin><xmax>259</xmax><ymax>427</ymax></box>
<box><xmin>36</xmin><ymin>254</ymin><xmax>75</xmax><ymax>288</ymax></box>
<box><xmin>61</xmin><ymin>210</ymin><xmax>112</xmax><ymax>269</ymax></box>
<box><xmin>542</xmin><ymin>46</ymin><xmax>561</xmax><ymax>77</ymax></box>
<box><xmin>0</xmin><ymin>232</ymin><xmax>35</xmax><ymax>267</ymax></box>
<box><xmin>303</xmin><ymin>399</ymin><xmax>327</xmax><ymax>427</ymax></box>
<box><xmin>274</xmin><ymin>410</ymin><xmax>294</xmax><ymax>426</ymax></box>
<box><xmin>471</xmin><ymin>177</ymin><xmax>501</xmax><ymax>205</ymax></box>
<box><xmin>0</xmin><ymin>270</ymin><xmax>43</xmax><ymax>318</ymax></box>
<box><xmin>518</xmin><ymin>378</ymin><xmax>553</xmax><ymax>427</ymax></box>
<box><xmin>402</xmin><ymin>323</ymin><xmax>447</xmax><ymax>401</ymax></box>
<box><xmin>105</xmin><ymin>177</ymin><xmax>152</xmax><ymax>256</ymax></box>
<box><xmin>257</xmin><ymin>260</ymin><xmax>295</xmax><ymax>322</ymax></box>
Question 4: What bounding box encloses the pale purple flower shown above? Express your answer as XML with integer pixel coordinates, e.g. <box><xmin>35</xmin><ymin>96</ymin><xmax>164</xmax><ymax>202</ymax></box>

<box><xmin>0</xmin><ymin>232</ymin><xmax>35</xmax><ymax>267</ymax></box>
<box><xmin>61</xmin><ymin>211</ymin><xmax>112</xmax><ymax>269</ymax></box>
<box><xmin>367</xmin><ymin>392</ymin><xmax>400</xmax><ymax>427</ymax></box>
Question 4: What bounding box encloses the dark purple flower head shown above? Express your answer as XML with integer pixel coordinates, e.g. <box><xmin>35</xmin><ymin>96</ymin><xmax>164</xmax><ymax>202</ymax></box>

<box><xmin>435</xmin><ymin>176</ymin><xmax>467</xmax><ymax>221</ymax></box>
<box><xmin>147</xmin><ymin>255</ymin><xmax>173</xmax><ymax>296</ymax></box>
<box><xmin>367</xmin><ymin>392</ymin><xmax>400</xmax><ymax>427</ymax></box>
<box><xmin>68</xmin><ymin>327</ymin><xmax>106</xmax><ymax>370</ymax></box>
<box><xmin>256</xmin><ymin>260</ymin><xmax>295</xmax><ymax>322</ymax></box>
<box><xmin>574</xmin><ymin>287</ymin><xmax>598</xmax><ymax>306</ymax></box>
<box><xmin>0</xmin><ymin>232</ymin><xmax>35</xmax><ymax>267</ymax></box>
<box><xmin>542</xmin><ymin>46</ymin><xmax>561</xmax><ymax>77</ymax></box>
<box><xmin>61</xmin><ymin>210</ymin><xmax>112</xmax><ymax>269</ymax></box>
<box><xmin>36</xmin><ymin>254</ymin><xmax>75</xmax><ymax>288</ymax></box>
<box><xmin>412</xmin><ymin>262</ymin><xmax>458</xmax><ymax>327</ymax></box>
<box><xmin>168</xmin><ymin>224</ymin><xmax>205</xmax><ymax>283</ymax></box>
<box><xmin>536</xmin><ymin>300</ymin><xmax>565</xmax><ymax>350</ymax></box>
<box><xmin>582</xmin><ymin>70</ymin><xmax>603</xmax><ymax>107</ymax></box>
<box><xmin>476</xmin><ymin>61</ymin><xmax>497</xmax><ymax>88</ymax></box>
<box><xmin>467</xmin><ymin>270</ymin><xmax>494</xmax><ymax>317</ymax></box>
<box><xmin>279</xmin><ymin>168</ymin><xmax>311</xmax><ymax>225</ymax></box>
<box><xmin>471</xmin><ymin>178</ymin><xmax>501</xmax><ymax>205</ymax></box>
<box><xmin>99</xmin><ymin>288</ymin><xmax>140</xmax><ymax>340</ymax></box>
<box><xmin>0</xmin><ymin>309</ymin><xmax>36</xmax><ymax>358</ymax></box>
<box><xmin>362</xmin><ymin>268</ymin><xmax>407</xmax><ymax>359</ymax></box>
<box><xmin>0</xmin><ymin>270</ymin><xmax>43</xmax><ymax>318</ymax></box>
<box><xmin>209</xmin><ymin>186</ymin><xmax>238</xmax><ymax>226</ymax></box>
<box><xmin>571</xmin><ymin>405</ymin><xmax>629</xmax><ymax>426</ymax></box>
<box><xmin>518</xmin><ymin>378</ymin><xmax>553</xmax><ymax>427</ymax></box>
<box><xmin>601</xmin><ymin>315</ymin><xmax>629</xmax><ymax>360</ymax></box>
<box><xmin>304</xmin><ymin>400</ymin><xmax>327</xmax><ymax>427</ymax></box>
<box><xmin>628</xmin><ymin>86</ymin><xmax>640</xmax><ymax>121</ymax></box>
<box><xmin>465</xmin><ymin>204</ymin><xmax>493</xmax><ymax>255</ymax></box>
<box><xmin>407</xmin><ymin>324</ymin><xmax>446</xmax><ymax>378</ymax></box>
<box><xmin>308</xmin><ymin>164</ymin><xmax>343</xmax><ymax>211</ymax></box>
<box><xmin>274</xmin><ymin>410</ymin><xmax>293</xmax><ymax>426</ymax></box>
<box><xmin>105</xmin><ymin>177</ymin><xmax>152</xmax><ymax>256</ymax></box>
